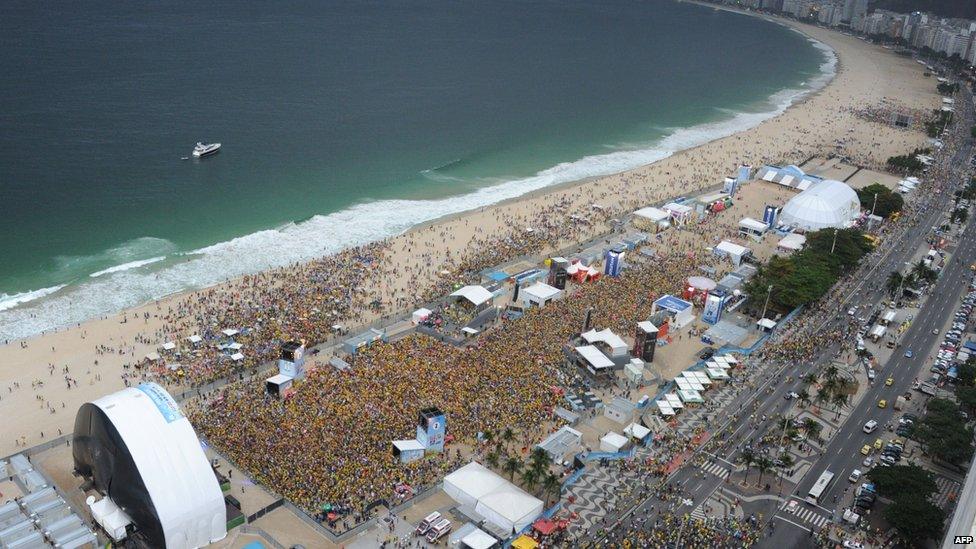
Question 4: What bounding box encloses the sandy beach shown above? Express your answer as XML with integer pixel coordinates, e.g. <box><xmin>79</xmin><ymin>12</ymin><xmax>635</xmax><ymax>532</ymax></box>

<box><xmin>0</xmin><ymin>17</ymin><xmax>939</xmax><ymax>461</ymax></box>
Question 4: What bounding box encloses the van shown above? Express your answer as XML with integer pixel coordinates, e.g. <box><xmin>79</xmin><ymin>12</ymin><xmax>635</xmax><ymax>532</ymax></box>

<box><xmin>863</xmin><ymin>420</ymin><xmax>878</xmax><ymax>434</ymax></box>
<box><xmin>426</xmin><ymin>518</ymin><xmax>452</xmax><ymax>543</ymax></box>
<box><xmin>415</xmin><ymin>512</ymin><xmax>441</xmax><ymax>536</ymax></box>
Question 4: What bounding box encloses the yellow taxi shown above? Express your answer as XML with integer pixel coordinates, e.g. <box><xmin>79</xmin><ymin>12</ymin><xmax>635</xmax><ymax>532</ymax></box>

<box><xmin>878</xmin><ymin>399</ymin><xmax>887</xmax><ymax>408</ymax></box>
<box><xmin>861</xmin><ymin>444</ymin><xmax>872</xmax><ymax>455</ymax></box>
<box><xmin>874</xmin><ymin>438</ymin><xmax>884</xmax><ymax>450</ymax></box>
<box><xmin>886</xmin><ymin>377</ymin><xmax>894</xmax><ymax>386</ymax></box>
<box><xmin>893</xmin><ymin>438</ymin><xmax>904</xmax><ymax>447</ymax></box>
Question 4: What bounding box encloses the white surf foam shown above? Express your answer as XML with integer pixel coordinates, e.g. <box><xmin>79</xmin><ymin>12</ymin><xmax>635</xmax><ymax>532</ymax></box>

<box><xmin>89</xmin><ymin>256</ymin><xmax>166</xmax><ymax>278</ymax></box>
<box><xmin>0</xmin><ymin>285</ymin><xmax>67</xmax><ymax>313</ymax></box>
<box><xmin>0</xmin><ymin>41</ymin><xmax>836</xmax><ymax>341</ymax></box>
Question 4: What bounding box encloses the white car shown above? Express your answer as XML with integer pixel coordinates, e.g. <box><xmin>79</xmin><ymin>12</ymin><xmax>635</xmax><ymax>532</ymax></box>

<box><xmin>848</xmin><ymin>469</ymin><xmax>862</xmax><ymax>482</ymax></box>
<box><xmin>843</xmin><ymin>541</ymin><xmax>864</xmax><ymax>549</ymax></box>
<box><xmin>862</xmin><ymin>457</ymin><xmax>874</xmax><ymax>468</ymax></box>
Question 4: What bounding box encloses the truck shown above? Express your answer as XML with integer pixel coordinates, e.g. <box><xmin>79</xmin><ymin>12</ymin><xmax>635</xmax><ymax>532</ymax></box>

<box><xmin>894</xmin><ymin>396</ymin><xmax>907</xmax><ymax>410</ymax></box>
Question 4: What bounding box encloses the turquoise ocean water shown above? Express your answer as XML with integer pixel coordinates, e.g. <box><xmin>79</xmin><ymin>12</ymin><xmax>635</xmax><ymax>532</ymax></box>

<box><xmin>0</xmin><ymin>0</ymin><xmax>832</xmax><ymax>340</ymax></box>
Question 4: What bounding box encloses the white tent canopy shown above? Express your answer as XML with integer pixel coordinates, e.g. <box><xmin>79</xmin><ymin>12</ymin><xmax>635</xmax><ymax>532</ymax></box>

<box><xmin>444</xmin><ymin>462</ymin><xmax>507</xmax><ymax>507</ymax></box>
<box><xmin>779</xmin><ymin>179</ymin><xmax>860</xmax><ymax>231</ymax></box>
<box><xmin>220</xmin><ymin>329</ymin><xmax>239</xmax><ymax>337</ymax></box>
<box><xmin>738</xmin><ymin>217</ymin><xmax>768</xmax><ymax>233</ymax></box>
<box><xmin>460</xmin><ymin>528</ymin><xmax>498</xmax><ymax>549</ymax></box>
<box><xmin>443</xmin><ymin>462</ymin><xmax>542</xmax><ymax>534</ymax></box>
<box><xmin>599</xmin><ymin>432</ymin><xmax>629</xmax><ymax>453</ymax></box>
<box><xmin>777</xmin><ymin>233</ymin><xmax>807</xmax><ymax>251</ymax></box>
<box><xmin>186</xmin><ymin>335</ymin><xmax>202</xmax><ymax>344</ymax></box>
<box><xmin>451</xmin><ymin>285</ymin><xmax>493</xmax><ymax>306</ymax></box>
<box><xmin>576</xmin><ymin>345</ymin><xmax>615</xmax><ymax>370</ymax></box>
<box><xmin>633</xmin><ymin>206</ymin><xmax>669</xmax><ymax>222</ymax></box>
<box><xmin>624</xmin><ymin>422</ymin><xmax>651</xmax><ymax>440</ymax></box>
<box><xmin>656</xmin><ymin>400</ymin><xmax>675</xmax><ymax>416</ymax></box>
<box><xmin>582</xmin><ymin>328</ymin><xmax>628</xmax><ymax>356</ymax></box>
<box><xmin>475</xmin><ymin>484</ymin><xmax>543</xmax><ymax>534</ymax></box>
<box><xmin>521</xmin><ymin>282</ymin><xmax>563</xmax><ymax>305</ymax></box>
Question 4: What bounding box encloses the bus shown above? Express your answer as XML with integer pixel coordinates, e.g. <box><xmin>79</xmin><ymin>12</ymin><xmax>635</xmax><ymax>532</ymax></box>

<box><xmin>806</xmin><ymin>470</ymin><xmax>835</xmax><ymax>505</ymax></box>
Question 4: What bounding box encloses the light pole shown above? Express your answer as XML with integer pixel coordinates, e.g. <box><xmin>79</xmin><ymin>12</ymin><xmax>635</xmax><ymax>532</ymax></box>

<box><xmin>761</xmin><ymin>284</ymin><xmax>773</xmax><ymax>322</ymax></box>
<box><xmin>830</xmin><ymin>228</ymin><xmax>839</xmax><ymax>254</ymax></box>
<box><xmin>871</xmin><ymin>193</ymin><xmax>878</xmax><ymax>217</ymax></box>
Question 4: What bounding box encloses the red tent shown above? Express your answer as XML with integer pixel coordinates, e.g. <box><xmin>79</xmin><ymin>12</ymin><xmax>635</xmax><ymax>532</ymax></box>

<box><xmin>533</xmin><ymin>518</ymin><xmax>558</xmax><ymax>536</ymax></box>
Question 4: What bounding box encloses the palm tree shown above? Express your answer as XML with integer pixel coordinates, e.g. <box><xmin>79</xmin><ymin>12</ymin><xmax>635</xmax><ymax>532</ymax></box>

<box><xmin>797</xmin><ymin>388</ymin><xmax>811</xmax><ymax>408</ymax></box>
<box><xmin>831</xmin><ymin>391</ymin><xmax>848</xmax><ymax>420</ymax></box>
<box><xmin>503</xmin><ymin>456</ymin><xmax>522</xmax><ymax>481</ymax></box>
<box><xmin>801</xmin><ymin>373</ymin><xmax>818</xmax><ymax>386</ymax></box>
<box><xmin>541</xmin><ymin>473</ymin><xmax>562</xmax><ymax>506</ymax></box>
<box><xmin>485</xmin><ymin>451</ymin><xmax>500</xmax><ymax>470</ymax></box>
<box><xmin>802</xmin><ymin>418</ymin><xmax>822</xmax><ymax>442</ymax></box>
<box><xmin>482</xmin><ymin>429</ymin><xmax>495</xmax><ymax>446</ymax></box>
<box><xmin>501</xmin><ymin>427</ymin><xmax>515</xmax><ymax>452</ymax></box>
<box><xmin>813</xmin><ymin>387</ymin><xmax>830</xmax><ymax>413</ymax></box>
<box><xmin>886</xmin><ymin>271</ymin><xmax>904</xmax><ymax>297</ymax></box>
<box><xmin>529</xmin><ymin>447</ymin><xmax>551</xmax><ymax>474</ymax></box>
<box><xmin>776</xmin><ymin>453</ymin><xmax>795</xmax><ymax>485</ymax></box>
<box><xmin>755</xmin><ymin>456</ymin><xmax>773</xmax><ymax>488</ymax></box>
<box><xmin>520</xmin><ymin>468</ymin><xmax>540</xmax><ymax>493</ymax></box>
<box><xmin>740</xmin><ymin>448</ymin><xmax>756</xmax><ymax>484</ymax></box>
<box><xmin>823</xmin><ymin>365</ymin><xmax>839</xmax><ymax>382</ymax></box>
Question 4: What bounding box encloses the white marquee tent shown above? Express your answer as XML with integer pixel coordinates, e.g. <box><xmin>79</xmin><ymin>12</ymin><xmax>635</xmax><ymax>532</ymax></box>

<box><xmin>779</xmin><ymin>179</ymin><xmax>860</xmax><ymax>231</ymax></box>
<box><xmin>451</xmin><ymin>286</ymin><xmax>493</xmax><ymax>307</ymax></box>
<box><xmin>442</xmin><ymin>462</ymin><xmax>542</xmax><ymax>534</ymax></box>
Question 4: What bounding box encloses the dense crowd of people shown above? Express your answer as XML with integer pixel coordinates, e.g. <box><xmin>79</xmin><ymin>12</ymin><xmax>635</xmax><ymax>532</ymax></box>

<box><xmin>188</xmin><ymin>249</ymin><xmax>701</xmax><ymax>529</ymax></box>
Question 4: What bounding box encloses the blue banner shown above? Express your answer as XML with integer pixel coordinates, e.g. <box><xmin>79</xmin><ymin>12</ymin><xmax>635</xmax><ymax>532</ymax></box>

<box><xmin>137</xmin><ymin>382</ymin><xmax>183</xmax><ymax>423</ymax></box>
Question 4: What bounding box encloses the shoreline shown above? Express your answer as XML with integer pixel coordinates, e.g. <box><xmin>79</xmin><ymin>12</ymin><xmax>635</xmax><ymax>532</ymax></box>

<box><xmin>0</xmin><ymin>14</ymin><xmax>941</xmax><ymax>457</ymax></box>
<box><xmin>0</xmin><ymin>8</ymin><xmax>836</xmax><ymax>341</ymax></box>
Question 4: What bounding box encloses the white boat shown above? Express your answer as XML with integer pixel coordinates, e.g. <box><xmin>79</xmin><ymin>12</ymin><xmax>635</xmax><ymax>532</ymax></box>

<box><xmin>192</xmin><ymin>142</ymin><xmax>221</xmax><ymax>158</ymax></box>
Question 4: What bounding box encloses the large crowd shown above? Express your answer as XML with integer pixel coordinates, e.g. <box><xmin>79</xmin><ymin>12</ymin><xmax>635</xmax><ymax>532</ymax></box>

<box><xmin>188</xmin><ymin>248</ymin><xmax>702</xmax><ymax>530</ymax></box>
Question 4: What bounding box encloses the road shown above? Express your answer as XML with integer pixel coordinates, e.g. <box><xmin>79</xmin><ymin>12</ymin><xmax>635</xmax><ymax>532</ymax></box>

<box><xmin>586</xmin><ymin>86</ymin><xmax>975</xmax><ymax>547</ymax></box>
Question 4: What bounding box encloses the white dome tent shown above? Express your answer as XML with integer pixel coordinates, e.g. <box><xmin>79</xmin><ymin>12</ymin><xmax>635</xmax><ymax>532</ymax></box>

<box><xmin>779</xmin><ymin>179</ymin><xmax>860</xmax><ymax>231</ymax></box>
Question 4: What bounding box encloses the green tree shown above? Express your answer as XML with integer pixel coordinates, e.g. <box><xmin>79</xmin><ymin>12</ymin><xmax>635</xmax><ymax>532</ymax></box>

<box><xmin>886</xmin><ymin>271</ymin><xmax>904</xmax><ymax>296</ymax></box>
<box><xmin>866</xmin><ymin>465</ymin><xmax>938</xmax><ymax>501</ymax></box>
<box><xmin>831</xmin><ymin>391</ymin><xmax>848</xmax><ymax>419</ymax></box>
<box><xmin>503</xmin><ymin>456</ymin><xmax>522</xmax><ymax>481</ymax></box>
<box><xmin>857</xmin><ymin>183</ymin><xmax>904</xmax><ymax>218</ymax></box>
<box><xmin>957</xmin><ymin>360</ymin><xmax>976</xmax><ymax>386</ymax></box>
<box><xmin>520</xmin><ymin>467</ymin><xmax>539</xmax><ymax>493</ymax></box>
<box><xmin>528</xmin><ymin>447</ymin><xmax>552</xmax><ymax>475</ymax></box>
<box><xmin>740</xmin><ymin>448</ymin><xmax>756</xmax><ymax>484</ymax></box>
<box><xmin>541</xmin><ymin>473</ymin><xmax>561</xmax><ymax>506</ymax></box>
<box><xmin>913</xmin><ymin>398</ymin><xmax>975</xmax><ymax>466</ymax></box>
<box><xmin>955</xmin><ymin>385</ymin><xmax>976</xmax><ymax>415</ymax></box>
<box><xmin>485</xmin><ymin>451</ymin><xmax>500</xmax><ymax>470</ymax></box>
<box><xmin>797</xmin><ymin>388</ymin><xmax>811</xmax><ymax>408</ymax></box>
<box><xmin>884</xmin><ymin>494</ymin><xmax>946</xmax><ymax>544</ymax></box>
<box><xmin>952</xmin><ymin>208</ymin><xmax>969</xmax><ymax>224</ymax></box>
<box><xmin>776</xmin><ymin>454</ymin><xmax>795</xmax><ymax>485</ymax></box>
<box><xmin>802</xmin><ymin>418</ymin><xmax>823</xmax><ymax>442</ymax></box>
<box><xmin>755</xmin><ymin>456</ymin><xmax>773</xmax><ymax>487</ymax></box>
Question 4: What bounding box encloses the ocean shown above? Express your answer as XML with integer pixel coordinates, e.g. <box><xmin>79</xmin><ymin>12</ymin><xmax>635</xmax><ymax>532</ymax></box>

<box><xmin>0</xmin><ymin>0</ymin><xmax>833</xmax><ymax>340</ymax></box>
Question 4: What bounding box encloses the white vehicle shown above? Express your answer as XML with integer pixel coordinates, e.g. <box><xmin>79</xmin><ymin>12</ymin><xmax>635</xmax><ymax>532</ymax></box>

<box><xmin>415</xmin><ymin>511</ymin><xmax>441</xmax><ymax>536</ymax></box>
<box><xmin>862</xmin><ymin>420</ymin><xmax>878</xmax><ymax>434</ymax></box>
<box><xmin>848</xmin><ymin>469</ymin><xmax>862</xmax><ymax>483</ymax></box>
<box><xmin>425</xmin><ymin>518</ymin><xmax>452</xmax><ymax>543</ymax></box>
<box><xmin>848</xmin><ymin>307</ymin><xmax>857</xmax><ymax>316</ymax></box>
<box><xmin>807</xmin><ymin>470</ymin><xmax>835</xmax><ymax>505</ymax></box>
<box><xmin>862</xmin><ymin>457</ymin><xmax>873</xmax><ymax>468</ymax></box>
<box><xmin>192</xmin><ymin>142</ymin><xmax>221</xmax><ymax>158</ymax></box>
